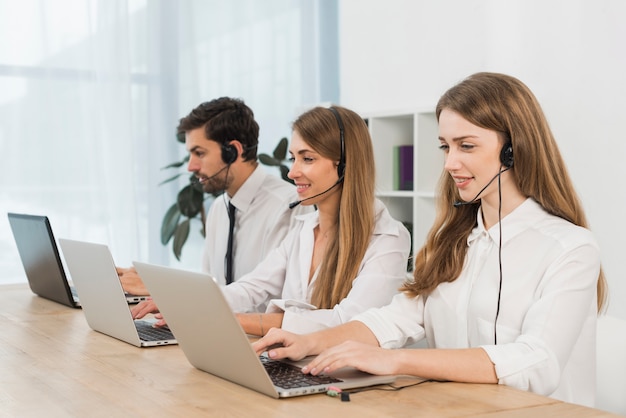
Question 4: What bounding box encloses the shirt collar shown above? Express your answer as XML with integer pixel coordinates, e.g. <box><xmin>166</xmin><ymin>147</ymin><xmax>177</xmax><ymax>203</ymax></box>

<box><xmin>467</xmin><ymin>197</ymin><xmax>542</xmax><ymax>246</ymax></box>
<box><xmin>295</xmin><ymin>198</ymin><xmax>404</xmax><ymax>237</ymax></box>
<box><xmin>228</xmin><ymin>164</ymin><xmax>265</xmax><ymax>212</ymax></box>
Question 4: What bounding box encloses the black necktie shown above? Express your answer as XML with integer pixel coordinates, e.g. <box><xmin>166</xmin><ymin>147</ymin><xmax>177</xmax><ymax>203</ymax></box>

<box><xmin>225</xmin><ymin>202</ymin><xmax>236</xmax><ymax>285</ymax></box>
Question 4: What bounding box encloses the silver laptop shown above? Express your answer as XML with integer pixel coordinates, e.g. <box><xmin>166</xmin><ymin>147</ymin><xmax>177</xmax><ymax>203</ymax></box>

<box><xmin>133</xmin><ymin>261</ymin><xmax>396</xmax><ymax>398</ymax></box>
<box><xmin>59</xmin><ymin>239</ymin><xmax>176</xmax><ymax>347</ymax></box>
<box><xmin>7</xmin><ymin>213</ymin><xmax>149</xmax><ymax>306</ymax></box>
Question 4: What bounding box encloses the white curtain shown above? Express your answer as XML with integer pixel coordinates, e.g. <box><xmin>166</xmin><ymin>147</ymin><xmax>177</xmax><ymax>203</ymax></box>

<box><xmin>0</xmin><ymin>0</ymin><xmax>337</xmax><ymax>284</ymax></box>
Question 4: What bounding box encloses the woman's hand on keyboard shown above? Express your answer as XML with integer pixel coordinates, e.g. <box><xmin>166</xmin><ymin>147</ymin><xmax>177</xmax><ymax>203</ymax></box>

<box><xmin>252</xmin><ymin>328</ymin><xmax>313</xmax><ymax>361</ymax></box>
<box><xmin>131</xmin><ymin>299</ymin><xmax>158</xmax><ymax>320</ymax></box>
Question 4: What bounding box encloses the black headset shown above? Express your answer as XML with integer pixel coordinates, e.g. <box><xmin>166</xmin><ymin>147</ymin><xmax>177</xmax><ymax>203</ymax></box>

<box><xmin>328</xmin><ymin>106</ymin><xmax>346</xmax><ymax>179</ymax></box>
<box><xmin>494</xmin><ymin>140</ymin><xmax>513</xmax><ymax>345</ymax></box>
<box><xmin>500</xmin><ymin>141</ymin><xmax>514</xmax><ymax>169</ymax></box>
<box><xmin>221</xmin><ymin>142</ymin><xmax>238</xmax><ymax>165</ymax></box>
<box><xmin>287</xmin><ymin>107</ymin><xmax>346</xmax><ymax>210</ymax></box>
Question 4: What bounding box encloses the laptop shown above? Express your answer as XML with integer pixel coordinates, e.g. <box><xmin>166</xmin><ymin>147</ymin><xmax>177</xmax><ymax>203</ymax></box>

<box><xmin>7</xmin><ymin>213</ymin><xmax>149</xmax><ymax>306</ymax></box>
<box><xmin>7</xmin><ymin>213</ymin><xmax>81</xmax><ymax>308</ymax></box>
<box><xmin>133</xmin><ymin>261</ymin><xmax>396</xmax><ymax>398</ymax></box>
<box><xmin>59</xmin><ymin>239</ymin><xmax>177</xmax><ymax>347</ymax></box>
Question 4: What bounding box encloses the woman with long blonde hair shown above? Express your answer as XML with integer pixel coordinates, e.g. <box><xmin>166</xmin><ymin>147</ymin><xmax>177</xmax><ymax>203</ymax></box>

<box><xmin>222</xmin><ymin>105</ymin><xmax>411</xmax><ymax>335</ymax></box>
<box><xmin>253</xmin><ymin>73</ymin><xmax>606</xmax><ymax>407</ymax></box>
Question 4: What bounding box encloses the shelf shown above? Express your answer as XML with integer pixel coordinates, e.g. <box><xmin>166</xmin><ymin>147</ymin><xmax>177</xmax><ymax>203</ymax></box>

<box><xmin>365</xmin><ymin>109</ymin><xmax>439</xmax><ymax>254</ymax></box>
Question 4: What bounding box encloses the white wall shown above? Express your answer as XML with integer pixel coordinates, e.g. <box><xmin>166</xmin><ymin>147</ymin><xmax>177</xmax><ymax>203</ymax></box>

<box><xmin>339</xmin><ymin>0</ymin><xmax>626</xmax><ymax>319</ymax></box>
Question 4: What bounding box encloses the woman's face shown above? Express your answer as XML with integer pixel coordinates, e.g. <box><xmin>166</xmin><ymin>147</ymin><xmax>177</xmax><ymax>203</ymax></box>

<box><xmin>287</xmin><ymin>130</ymin><xmax>340</xmax><ymax>207</ymax></box>
<box><xmin>438</xmin><ymin>108</ymin><xmax>509</xmax><ymax>206</ymax></box>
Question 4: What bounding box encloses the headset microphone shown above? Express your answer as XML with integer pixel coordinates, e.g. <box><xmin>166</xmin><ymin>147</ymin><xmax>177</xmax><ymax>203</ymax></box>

<box><xmin>288</xmin><ymin>176</ymin><xmax>344</xmax><ymax>209</ymax></box>
<box><xmin>192</xmin><ymin>164</ymin><xmax>230</xmax><ymax>186</ymax></box>
<box><xmin>453</xmin><ymin>167</ymin><xmax>510</xmax><ymax>208</ymax></box>
<box><xmin>290</xmin><ymin>106</ymin><xmax>347</xmax><ymax>210</ymax></box>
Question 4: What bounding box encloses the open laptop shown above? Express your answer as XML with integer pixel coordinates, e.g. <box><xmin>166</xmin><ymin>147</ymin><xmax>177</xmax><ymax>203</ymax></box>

<box><xmin>133</xmin><ymin>261</ymin><xmax>396</xmax><ymax>398</ymax></box>
<box><xmin>7</xmin><ymin>213</ymin><xmax>149</xmax><ymax>306</ymax></box>
<box><xmin>8</xmin><ymin>213</ymin><xmax>80</xmax><ymax>308</ymax></box>
<box><xmin>59</xmin><ymin>239</ymin><xmax>176</xmax><ymax>347</ymax></box>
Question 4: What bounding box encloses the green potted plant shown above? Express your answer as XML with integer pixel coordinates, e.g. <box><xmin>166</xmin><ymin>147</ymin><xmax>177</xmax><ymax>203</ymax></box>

<box><xmin>159</xmin><ymin>154</ymin><xmax>215</xmax><ymax>261</ymax></box>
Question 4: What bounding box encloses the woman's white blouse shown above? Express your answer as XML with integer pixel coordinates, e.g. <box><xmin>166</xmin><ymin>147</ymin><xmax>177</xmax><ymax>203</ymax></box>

<box><xmin>353</xmin><ymin>198</ymin><xmax>601</xmax><ymax>406</ymax></box>
<box><xmin>221</xmin><ymin>199</ymin><xmax>411</xmax><ymax>334</ymax></box>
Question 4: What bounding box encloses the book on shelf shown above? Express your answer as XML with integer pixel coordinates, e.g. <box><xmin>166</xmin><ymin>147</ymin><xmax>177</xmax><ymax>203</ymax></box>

<box><xmin>393</xmin><ymin>145</ymin><xmax>413</xmax><ymax>191</ymax></box>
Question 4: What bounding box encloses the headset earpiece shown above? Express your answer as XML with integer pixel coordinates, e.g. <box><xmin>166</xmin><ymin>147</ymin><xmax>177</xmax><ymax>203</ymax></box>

<box><xmin>500</xmin><ymin>142</ymin><xmax>514</xmax><ymax>168</ymax></box>
<box><xmin>336</xmin><ymin>161</ymin><xmax>345</xmax><ymax>179</ymax></box>
<box><xmin>328</xmin><ymin>107</ymin><xmax>346</xmax><ymax>179</ymax></box>
<box><xmin>221</xmin><ymin>142</ymin><xmax>238</xmax><ymax>165</ymax></box>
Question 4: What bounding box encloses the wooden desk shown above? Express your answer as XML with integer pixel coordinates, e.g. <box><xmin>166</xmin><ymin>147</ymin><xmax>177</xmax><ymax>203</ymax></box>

<box><xmin>0</xmin><ymin>284</ymin><xmax>617</xmax><ymax>417</ymax></box>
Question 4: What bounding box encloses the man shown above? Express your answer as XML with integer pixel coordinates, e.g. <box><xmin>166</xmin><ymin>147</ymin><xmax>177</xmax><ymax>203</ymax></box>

<box><xmin>118</xmin><ymin>97</ymin><xmax>308</xmax><ymax>295</ymax></box>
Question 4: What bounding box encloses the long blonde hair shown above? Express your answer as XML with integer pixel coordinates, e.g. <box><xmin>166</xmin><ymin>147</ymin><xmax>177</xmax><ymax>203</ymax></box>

<box><xmin>293</xmin><ymin>106</ymin><xmax>376</xmax><ymax>309</ymax></box>
<box><xmin>401</xmin><ymin>72</ymin><xmax>607</xmax><ymax>312</ymax></box>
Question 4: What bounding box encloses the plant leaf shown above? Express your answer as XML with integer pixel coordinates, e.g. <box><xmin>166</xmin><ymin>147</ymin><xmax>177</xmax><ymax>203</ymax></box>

<box><xmin>160</xmin><ymin>203</ymin><xmax>181</xmax><ymax>245</ymax></box>
<box><xmin>158</xmin><ymin>172</ymin><xmax>187</xmax><ymax>186</ymax></box>
<box><xmin>173</xmin><ymin>218</ymin><xmax>190</xmax><ymax>260</ymax></box>
<box><xmin>273</xmin><ymin>137</ymin><xmax>288</xmax><ymax>160</ymax></box>
<box><xmin>258</xmin><ymin>153</ymin><xmax>279</xmax><ymax>166</ymax></box>
<box><xmin>161</xmin><ymin>161</ymin><xmax>184</xmax><ymax>170</ymax></box>
<box><xmin>177</xmin><ymin>184</ymin><xmax>204</xmax><ymax>217</ymax></box>
<box><xmin>161</xmin><ymin>155</ymin><xmax>189</xmax><ymax>170</ymax></box>
<box><xmin>279</xmin><ymin>165</ymin><xmax>294</xmax><ymax>184</ymax></box>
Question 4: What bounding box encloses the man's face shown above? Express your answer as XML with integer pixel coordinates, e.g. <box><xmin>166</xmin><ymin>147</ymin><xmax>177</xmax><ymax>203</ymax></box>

<box><xmin>185</xmin><ymin>127</ymin><xmax>232</xmax><ymax>193</ymax></box>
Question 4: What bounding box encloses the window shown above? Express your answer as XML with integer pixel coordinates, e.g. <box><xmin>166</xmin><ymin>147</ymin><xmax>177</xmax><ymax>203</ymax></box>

<box><xmin>0</xmin><ymin>0</ymin><xmax>338</xmax><ymax>284</ymax></box>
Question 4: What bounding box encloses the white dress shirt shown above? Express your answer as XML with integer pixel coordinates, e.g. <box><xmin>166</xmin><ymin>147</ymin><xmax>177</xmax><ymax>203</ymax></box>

<box><xmin>353</xmin><ymin>198</ymin><xmax>601</xmax><ymax>407</ymax></box>
<box><xmin>221</xmin><ymin>199</ymin><xmax>411</xmax><ymax>334</ymax></box>
<box><xmin>202</xmin><ymin>165</ymin><xmax>308</xmax><ymax>284</ymax></box>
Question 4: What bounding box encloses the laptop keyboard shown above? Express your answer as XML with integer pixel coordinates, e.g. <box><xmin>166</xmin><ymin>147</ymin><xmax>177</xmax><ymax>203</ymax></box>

<box><xmin>135</xmin><ymin>320</ymin><xmax>175</xmax><ymax>341</ymax></box>
<box><xmin>260</xmin><ymin>356</ymin><xmax>341</xmax><ymax>389</ymax></box>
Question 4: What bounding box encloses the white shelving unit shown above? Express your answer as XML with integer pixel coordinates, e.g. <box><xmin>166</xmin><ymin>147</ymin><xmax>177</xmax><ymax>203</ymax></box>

<box><xmin>364</xmin><ymin>109</ymin><xmax>441</xmax><ymax>258</ymax></box>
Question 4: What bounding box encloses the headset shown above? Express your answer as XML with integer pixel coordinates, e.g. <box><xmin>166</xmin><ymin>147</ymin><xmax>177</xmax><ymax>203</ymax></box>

<box><xmin>500</xmin><ymin>141</ymin><xmax>514</xmax><ymax>169</ymax></box>
<box><xmin>453</xmin><ymin>141</ymin><xmax>513</xmax><ymax>208</ymax></box>
<box><xmin>221</xmin><ymin>142</ymin><xmax>238</xmax><ymax>165</ymax></box>
<box><xmin>328</xmin><ymin>106</ymin><xmax>346</xmax><ymax>179</ymax></box>
<box><xmin>288</xmin><ymin>106</ymin><xmax>346</xmax><ymax>209</ymax></box>
<box><xmin>452</xmin><ymin>139</ymin><xmax>513</xmax><ymax>345</ymax></box>
<box><xmin>221</xmin><ymin>140</ymin><xmax>260</xmax><ymax>165</ymax></box>
<box><xmin>494</xmin><ymin>140</ymin><xmax>513</xmax><ymax>345</ymax></box>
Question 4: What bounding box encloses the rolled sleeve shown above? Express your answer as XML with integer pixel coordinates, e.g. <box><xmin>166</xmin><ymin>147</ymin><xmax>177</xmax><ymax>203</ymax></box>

<box><xmin>482</xmin><ymin>334</ymin><xmax>560</xmax><ymax>395</ymax></box>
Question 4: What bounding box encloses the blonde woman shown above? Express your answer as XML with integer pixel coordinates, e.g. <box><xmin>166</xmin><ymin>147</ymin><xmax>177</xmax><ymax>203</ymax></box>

<box><xmin>227</xmin><ymin>105</ymin><xmax>411</xmax><ymax>335</ymax></box>
<box><xmin>254</xmin><ymin>73</ymin><xmax>607</xmax><ymax>407</ymax></box>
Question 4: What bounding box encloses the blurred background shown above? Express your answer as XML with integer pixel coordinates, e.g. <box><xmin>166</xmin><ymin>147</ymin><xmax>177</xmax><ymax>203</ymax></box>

<box><xmin>2</xmin><ymin>0</ymin><xmax>625</xmax><ymax>320</ymax></box>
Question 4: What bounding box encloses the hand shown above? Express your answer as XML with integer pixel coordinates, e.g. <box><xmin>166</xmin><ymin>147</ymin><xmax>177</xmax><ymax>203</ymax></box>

<box><xmin>151</xmin><ymin>312</ymin><xmax>167</xmax><ymax>328</ymax></box>
<box><xmin>116</xmin><ymin>266</ymin><xmax>149</xmax><ymax>296</ymax></box>
<box><xmin>130</xmin><ymin>299</ymin><xmax>159</xmax><ymax>320</ymax></box>
<box><xmin>251</xmin><ymin>328</ymin><xmax>313</xmax><ymax>361</ymax></box>
<box><xmin>302</xmin><ymin>341</ymin><xmax>397</xmax><ymax>377</ymax></box>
